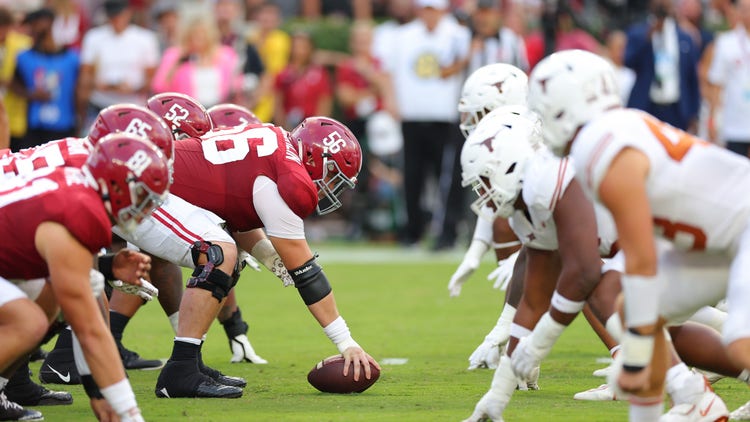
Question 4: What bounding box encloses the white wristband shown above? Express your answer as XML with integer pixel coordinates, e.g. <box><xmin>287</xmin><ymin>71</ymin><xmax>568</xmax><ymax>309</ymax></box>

<box><xmin>551</xmin><ymin>291</ymin><xmax>585</xmax><ymax>314</ymax></box>
<box><xmin>493</xmin><ymin>240</ymin><xmax>521</xmax><ymax>249</ymax></box>
<box><xmin>621</xmin><ymin>330</ymin><xmax>655</xmax><ymax>371</ymax></box>
<box><xmin>323</xmin><ymin>316</ymin><xmax>360</xmax><ymax>354</ymax></box>
<box><xmin>621</xmin><ymin>274</ymin><xmax>661</xmax><ymax>327</ymax></box>
<box><xmin>100</xmin><ymin>378</ymin><xmax>141</xmax><ymax>419</ymax></box>
<box><xmin>530</xmin><ymin>312</ymin><xmax>566</xmax><ymax>350</ymax></box>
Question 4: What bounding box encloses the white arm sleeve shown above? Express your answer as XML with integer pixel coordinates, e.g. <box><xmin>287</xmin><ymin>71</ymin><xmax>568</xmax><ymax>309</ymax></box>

<box><xmin>253</xmin><ymin>176</ymin><xmax>306</xmax><ymax>239</ymax></box>
<box><xmin>472</xmin><ymin>209</ymin><xmax>494</xmax><ymax>246</ymax></box>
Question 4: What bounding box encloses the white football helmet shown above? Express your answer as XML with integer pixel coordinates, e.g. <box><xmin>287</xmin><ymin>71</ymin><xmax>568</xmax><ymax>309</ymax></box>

<box><xmin>460</xmin><ymin>107</ymin><xmax>539</xmax><ymax>220</ymax></box>
<box><xmin>458</xmin><ymin>63</ymin><xmax>529</xmax><ymax>138</ymax></box>
<box><xmin>527</xmin><ymin>49</ymin><xmax>621</xmax><ymax>156</ymax></box>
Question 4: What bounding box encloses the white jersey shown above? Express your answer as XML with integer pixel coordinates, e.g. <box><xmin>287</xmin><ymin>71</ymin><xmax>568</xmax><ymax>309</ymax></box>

<box><xmin>571</xmin><ymin>108</ymin><xmax>750</xmax><ymax>253</ymax></box>
<box><xmin>509</xmin><ymin>150</ymin><xmax>618</xmax><ymax>256</ymax></box>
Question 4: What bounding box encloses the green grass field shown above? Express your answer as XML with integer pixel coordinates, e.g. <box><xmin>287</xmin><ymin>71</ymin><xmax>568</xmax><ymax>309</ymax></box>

<box><xmin>31</xmin><ymin>244</ymin><xmax>749</xmax><ymax>421</ymax></box>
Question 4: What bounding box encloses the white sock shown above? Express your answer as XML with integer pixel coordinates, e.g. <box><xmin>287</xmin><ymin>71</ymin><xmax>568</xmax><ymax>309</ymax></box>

<box><xmin>168</xmin><ymin>312</ymin><xmax>179</xmax><ymax>335</ymax></box>
<box><xmin>666</xmin><ymin>363</ymin><xmax>704</xmax><ymax>405</ymax></box>
<box><xmin>629</xmin><ymin>396</ymin><xmax>664</xmax><ymax>422</ymax></box>
<box><xmin>174</xmin><ymin>337</ymin><xmax>201</xmax><ymax>346</ymax></box>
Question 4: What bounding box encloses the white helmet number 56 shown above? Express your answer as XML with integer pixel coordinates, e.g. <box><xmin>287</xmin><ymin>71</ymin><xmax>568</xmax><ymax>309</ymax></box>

<box><xmin>323</xmin><ymin>131</ymin><xmax>346</xmax><ymax>154</ymax></box>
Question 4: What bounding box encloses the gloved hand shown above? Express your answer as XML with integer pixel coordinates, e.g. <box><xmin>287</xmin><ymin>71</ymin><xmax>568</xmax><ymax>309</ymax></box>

<box><xmin>448</xmin><ymin>240</ymin><xmax>489</xmax><ymax>297</ymax></box>
<box><xmin>488</xmin><ymin>250</ymin><xmax>519</xmax><ymax>291</ymax></box>
<box><xmin>108</xmin><ymin>278</ymin><xmax>159</xmax><ymax>301</ymax></box>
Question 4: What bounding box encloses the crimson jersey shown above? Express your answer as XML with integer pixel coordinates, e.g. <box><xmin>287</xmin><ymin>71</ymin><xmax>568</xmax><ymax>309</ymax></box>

<box><xmin>0</xmin><ymin>138</ymin><xmax>90</xmax><ymax>178</ymax></box>
<box><xmin>0</xmin><ymin>167</ymin><xmax>111</xmax><ymax>280</ymax></box>
<box><xmin>171</xmin><ymin>124</ymin><xmax>317</xmax><ymax>232</ymax></box>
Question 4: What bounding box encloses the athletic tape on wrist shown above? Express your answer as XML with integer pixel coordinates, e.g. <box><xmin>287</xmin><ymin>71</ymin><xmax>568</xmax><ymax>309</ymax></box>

<box><xmin>509</xmin><ymin>323</ymin><xmax>532</xmax><ymax>340</ymax></box>
<box><xmin>621</xmin><ymin>274</ymin><xmax>661</xmax><ymax>327</ymax></box>
<box><xmin>100</xmin><ymin>378</ymin><xmax>139</xmax><ymax>418</ymax></box>
<box><xmin>323</xmin><ymin>316</ymin><xmax>360</xmax><ymax>353</ymax></box>
<box><xmin>551</xmin><ymin>291</ymin><xmax>585</xmax><ymax>314</ymax></box>
<box><xmin>250</xmin><ymin>238</ymin><xmax>277</xmax><ymax>269</ymax></box>
<box><xmin>531</xmin><ymin>312</ymin><xmax>566</xmax><ymax>350</ymax></box>
<box><xmin>621</xmin><ymin>330</ymin><xmax>655</xmax><ymax>372</ymax></box>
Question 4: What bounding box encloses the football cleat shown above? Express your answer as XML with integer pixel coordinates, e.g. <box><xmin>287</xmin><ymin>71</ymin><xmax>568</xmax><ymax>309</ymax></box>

<box><xmin>5</xmin><ymin>381</ymin><xmax>72</xmax><ymax>406</ymax></box>
<box><xmin>659</xmin><ymin>390</ymin><xmax>729</xmax><ymax>421</ymax></box>
<box><xmin>593</xmin><ymin>363</ymin><xmax>614</xmax><ymax>378</ymax></box>
<box><xmin>229</xmin><ymin>334</ymin><xmax>268</xmax><ymax>364</ymax></box>
<box><xmin>573</xmin><ymin>384</ymin><xmax>623</xmax><ymax>401</ymax></box>
<box><xmin>118</xmin><ymin>342</ymin><xmax>165</xmax><ymax>370</ymax></box>
<box><xmin>0</xmin><ymin>392</ymin><xmax>43</xmax><ymax>421</ymax></box>
<box><xmin>155</xmin><ymin>360</ymin><xmax>243</xmax><ymax>399</ymax></box>
<box><xmin>730</xmin><ymin>400</ymin><xmax>750</xmax><ymax>420</ymax></box>
<box><xmin>197</xmin><ymin>355</ymin><xmax>247</xmax><ymax>388</ymax></box>
<box><xmin>38</xmin><ymin>348</ymin><xmax>80</xmax><ymax>385</ymax></box>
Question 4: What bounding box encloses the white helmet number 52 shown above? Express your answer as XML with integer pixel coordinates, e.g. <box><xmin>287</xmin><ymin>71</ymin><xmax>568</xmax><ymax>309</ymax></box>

<box><xmin>164</xmin><ymin>104</ymin><xmax>189</xmax><ymax>128</ymax></box>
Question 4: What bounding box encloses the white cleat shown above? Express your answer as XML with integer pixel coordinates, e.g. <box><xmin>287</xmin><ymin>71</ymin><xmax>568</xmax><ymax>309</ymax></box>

<box><xmin>574</xmin><ymin>384</ymin><xmax>623</xmax><ymax>401</ymax></box>
<box><xmin>659</xmin><ymin>391</ymin><xmax>729</xmax><ymax>422</ymax></box>
<box><xmin>730</xmin><ymin>400</ymin><xmax>750</xmax><ymax>420</ymax></box>
<box><xmin>516</xmin><ymin>366</ymin><xmax>540</xmax><ymax>391</ymax></box>
<box><xmin>229</xmin><ymin>334</ymin><xmax>268</xmax><ymax>364</ymax></box>
<box><xmin>695</xmin><ymin>369</ymin><xmax>725</xmax><ymax>385</ymax></box>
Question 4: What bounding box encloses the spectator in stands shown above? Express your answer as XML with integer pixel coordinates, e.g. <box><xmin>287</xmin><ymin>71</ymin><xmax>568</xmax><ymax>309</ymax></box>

<box><xmin>0</xmin><ymin>7</ymin><xmax>32</xmax><ymax>149</ymax></box>
<box><xmin>273</xmin><ymin>31</ymin><xmax>332</xmax><ymax>129</ymax></box>
<box><xmin>152</xmin><ymin>0</ymin><xmax>179</xmax><ymax>53</ymax></box>
<box><xmin>552</xmin><ymin>6</ymin><xmax>602</xmax><ymax>54</ymax></box>
<box><xmin>77</xmin><ymin>0</ymin><xmax>159</xmax><ymax>131</ymax></box>
<box><xmin>625</xmin><ymin>0</ymin><xmax>701</xmax><ymax>131</ymax></box>
<box><xmin>152</xmin><ymin>13</ymin><xmax>241</xmax><ymax>108</ymax></box>
<box><xmin>383</xmin><ymin>0</ymin><xmax>471</xmax><ymax>250</ymax></box>
<box><xmin>248</xmin><ymin>2</ymin><xmax>290</xmax><ymax>123</ymax></box>
<box><xmin>11</xmin><ymin>8</ymin><xmax>79</xmax><ymax>150</ymax></box>
<box><xmin>467</xmin><ymin>0</ymin><xmax>528</xmax><ymax>74</ymax></box>
<box><xmin>49</xmin><ymin>0</ymin><xmax>89</xmax><ymax>50</ymax></box>
<box><xmin>372</xmin><ymin>0</ymin><xmax>415</xmax><ymax>64</ymax></box>
<box><xmin>707</xmin><ymin>0</ymin><xmax>750</xmax><ymax>156</ymax></box>
<box><xmin>677</xmin><ymin>0</ymin><xmax>714</xmax><ymax>55</ymax></box>
<box><xmin>605</xmin><ymin>29</ymin><xmax>636</xmax><ymax>105</ymax></box>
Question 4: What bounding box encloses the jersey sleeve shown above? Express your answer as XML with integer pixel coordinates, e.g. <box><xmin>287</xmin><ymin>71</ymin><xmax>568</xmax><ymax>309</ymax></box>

<box><xmin>522</xmin><ymin>152</ymin><xmax>575</xmax><ymax>223</ymax></box>
<box><xmin>59</xmin><ymin>188</ymin><xmax>112</xmax><ymax>253</ymax></box>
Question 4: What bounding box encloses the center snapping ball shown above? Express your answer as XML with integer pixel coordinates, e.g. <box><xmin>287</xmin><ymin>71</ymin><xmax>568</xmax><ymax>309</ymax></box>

<box><xmin>307</xmin><ymin>355</ymin><xmax>380</xmax><ymax>393</ymax></box>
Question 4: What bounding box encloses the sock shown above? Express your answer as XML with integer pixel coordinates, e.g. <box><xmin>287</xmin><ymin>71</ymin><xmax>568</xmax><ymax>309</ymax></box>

<box><xmin>629</xmin><ymin>396</ymin><xmax>664</xmax><ymax>422</ymax></box>
<box><xmin>221</xmin><ymin>308</ymin><xmax>249</xmax><ymax>339</ymax></box>
<box><xmin>666</xmin><ymin>363</ymin><xmax>705</xmax><ymax>405</ymax></box>
<box><xmin>170</xmin><ymin>339</ymin><xmax>201</xmax><ymax>361</ymax></box>
<box><xmin>6</xmin><ymin>360</ymin><xmax>31</xmax><ymax>390</ymax></box>
<box><xmin>168</xmin><ymin>312</ymin><xmax>179</xmax><ymax>335</ymax></box>
<box><xmin>54</xmin><ymin>327</ymin><xmax>73</xmax><ymax>349</ymax></box>
<box><xmin>109</xmin><ymin>311</ymin><xmax>131</xmax><ymax>343</ymax></box>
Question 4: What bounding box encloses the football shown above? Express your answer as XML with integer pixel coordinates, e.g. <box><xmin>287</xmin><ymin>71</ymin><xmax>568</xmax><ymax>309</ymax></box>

<box><xmin>307</xmin><ymin>355</ymin><xmax>380</xmax><ymax>394</ymax></box>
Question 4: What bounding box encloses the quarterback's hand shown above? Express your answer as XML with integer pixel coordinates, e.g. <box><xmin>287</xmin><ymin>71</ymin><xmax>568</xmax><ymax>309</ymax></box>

<box><xmin>468</xmin><ymin>339</ymin><xmax>502</xmax><ymax>370</ymax></box>
<box><xmin>341</xmin><ymin>346</ymin><xmax>381</xmax><ymax>382</ymax></box>
<box><xmin>112</xmin><ymin>249</ymin><xmax>151</xmax><ymax>285</ymax></box>
<box><xmin>90</xmin><ymin>398</ymin><xmax>118</xmax><ymax>422</ymax></box>
<box><xmin>510</xmin><ymin>336</ymin><xmax>549</xmax><ymax>381</ymax></box>
<box><xmin>488</xmin><ymin>251</ymin><xmax>519</xmax><ymax>291</ymax></box>
<box><xmin>108</xmin><ymin>278</ymin><xmax>159</xmax><ymax>301</ymax></box>
<box><xmin>462</xmin><ymin>389</ymin><xmax>505</xmax><ymax>422</ymax></box>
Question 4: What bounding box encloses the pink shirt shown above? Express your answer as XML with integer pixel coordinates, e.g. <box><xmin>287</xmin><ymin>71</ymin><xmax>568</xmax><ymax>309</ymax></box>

<box><xmin>152</xmin><ymin>45</ymin><xmax>240</xmax><ymax>106</ymax></box>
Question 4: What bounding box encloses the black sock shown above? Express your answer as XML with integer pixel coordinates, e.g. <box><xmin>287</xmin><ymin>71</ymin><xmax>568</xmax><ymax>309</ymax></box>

<box><xmin>109</xmin><ymin>311</ymin><xmax>131</xmax><ymax>343</ymax></box>
<box><xmin>220</xmin><ymin>308</ymin><xmax>248</xmax><ymax>339</ymax></box>
<box><xmin>171</xmin><ymin>340</ymin><xmax>200</xmax><ymax>362</ymax></box>
<box><xmin>6</xmin><ymin>360</ymin><xmax>32</xmax><ymax>390</ymax></box>
<box><xmin>53</xmin><ymin>327</ymin><xmax>73</xmax><ymax>349</ymax></box>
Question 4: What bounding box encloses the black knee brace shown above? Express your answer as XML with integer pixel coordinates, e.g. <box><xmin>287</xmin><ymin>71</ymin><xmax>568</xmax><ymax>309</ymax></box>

<box><xmin>290</xmin><ymin>257</ymin><xmax>332</xmax><ymax>305</ymax></box>
<box><xmin>187</xmin><ymin>241</ymin><xmax>233</xmax><ymax>302</ymax></box>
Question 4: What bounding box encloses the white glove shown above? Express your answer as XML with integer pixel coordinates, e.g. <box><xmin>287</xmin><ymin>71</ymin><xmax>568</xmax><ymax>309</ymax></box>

<box><xmin>510</xmin><ymin>313</ymin><xmax>564</xmax><ymax>380</ymax></box>
<box><xmin>269</xmin><ymin>255</ymin><xmax>294</xmax><ymax>287</ymax></box>
<box><xmin>238</xmin><ymin>249</ymin><xmax>261</xmax><ymax>272</ymax></box>
<box><xmin>108</xmin><ymin>278</ymin><xmax>159</xmax><ymax>301</ymax></box>
<box><xmin>448</xmin><ymin>240</ymin><xmax>489</xmax><ymax>297</ymax></box>
<box><xmin>488</xmin><ymin>250</ymin><xmax>519</xmax><ymax>291</ymax></box>
<box><xmin>468</xmin><ymin>340</ymin><xmax>503</xmax><ymax>370</ymax></box>
<box><xmin>229</xmin><ymin>334</ymin><xmax>269</xmax><ymax>364</ymax></box>
<box><xmin>462</xmin><ymin>389</ymin><xmax>506</xmax><ymax>422</ymax></box>
<box><xmin>250</xmin><ymin>238</ymin><xmax>294</xmax><ymax>287</ymax></box>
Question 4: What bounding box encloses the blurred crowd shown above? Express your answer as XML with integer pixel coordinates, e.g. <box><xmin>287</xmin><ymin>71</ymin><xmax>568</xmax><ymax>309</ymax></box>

<box><xmin>0</xmin><ymin>0</ymin><xmax>743</xmax><ymax>249</ymax></box>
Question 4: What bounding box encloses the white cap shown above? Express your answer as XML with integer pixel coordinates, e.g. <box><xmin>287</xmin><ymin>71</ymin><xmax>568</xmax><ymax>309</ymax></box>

<box><xmin>416</xmin><ymin>0</ymin><xmax>449</xmax><ymax>9</ymax></box>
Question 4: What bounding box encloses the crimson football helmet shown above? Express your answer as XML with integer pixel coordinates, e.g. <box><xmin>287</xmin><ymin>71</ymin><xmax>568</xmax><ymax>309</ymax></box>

<box><xmin>87</xmin><ymin>104</ymin><xmax>175</xmax><ymax>168</ymax></box>
<box><xmin>147</xmin><ymin>92</ymin><xmax>212</xmax><ymax>139</ymax></box>
<box><xmin>207</xmin><ymin>103</ymin><xmax>262</xmax><ymax>129</ymax></box>
<box><xmin>289</xmin><ymin>116</ymin><xmax>362</xmax><ymax>215</ymax></box>
<box><xmin>86</xmin><ymin>133</ymin><xmax>171</xmax><ymax>234</ymax></box>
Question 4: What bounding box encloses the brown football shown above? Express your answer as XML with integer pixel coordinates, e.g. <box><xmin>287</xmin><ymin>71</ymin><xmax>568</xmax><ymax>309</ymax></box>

<box><xmin>307</xmin><ymin>355</ymin><xmax>380</xmax><ymax>394</ymax></box>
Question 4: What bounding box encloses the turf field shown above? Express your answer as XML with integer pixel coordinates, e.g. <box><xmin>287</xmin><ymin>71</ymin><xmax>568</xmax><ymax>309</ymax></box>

<box><xmin>31</xmin><ymin>243</ymin><xmax>748</xmax><ymax>421</ymax></box>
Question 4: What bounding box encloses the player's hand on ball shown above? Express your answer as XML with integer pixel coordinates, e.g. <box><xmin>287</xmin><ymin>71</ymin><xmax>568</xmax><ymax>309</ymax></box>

<box><xmin>342</xmin><ymin>346</ymin><xmax>381</xmax><ymax>381</ymax></box>
<box><xmin>112</xmin><ymin>249</ymin><xmax>151</xmax><ymax>285</ymax></box>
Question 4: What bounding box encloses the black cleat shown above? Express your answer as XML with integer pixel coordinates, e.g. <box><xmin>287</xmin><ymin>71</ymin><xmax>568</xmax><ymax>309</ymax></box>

<box><xmin>118</xmin><ymin>343</ymin><xmax>164</xmax><ymax>371</ymax></box>
<box><xmin>198</xmin><ymin>361</ymin><xmax>247</xmax><ymax>388</ymax></box>
<box><xmin>28</xmin><ymin>349</ymin><xmax>47</xmax><ymax>364</ymax></box>
<box><xmin>5</xmin><ymin>381</ymin><xmax>72</xmax><ymax>406</ymax></box>
<box><xmin>0</xmin><ymin>392</ymin><xmax>43</xmax><ymax>421</ymax></box>
<box><xmin>38</xmin><ymin>348</ymin><xmax>80</xmax><ymax>385</ymax></box>
<box><xmin>155</xmin><ymin>360</ymin><xmax>243</xmax><ymax>399</ymax></box>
